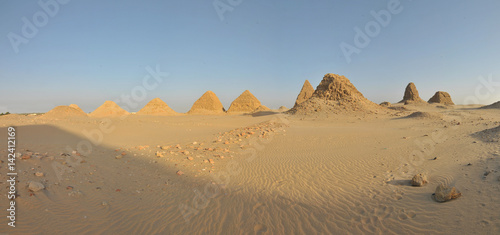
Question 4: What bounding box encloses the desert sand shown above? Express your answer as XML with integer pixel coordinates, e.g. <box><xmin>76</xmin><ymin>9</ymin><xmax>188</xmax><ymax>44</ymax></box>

<box><xmin>1</xmin><ymin>74</ymin><xmax>499</xmax><ymax>234</ymax></box>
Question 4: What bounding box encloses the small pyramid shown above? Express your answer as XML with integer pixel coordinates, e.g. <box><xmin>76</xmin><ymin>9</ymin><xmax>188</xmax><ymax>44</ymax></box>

<box><xmin>227</xmin><ymin>90</ymin><xmax>262</xmax><ymax>113</ymax></box>
<box><xmin>294</xmin><ymin>80</ymin><xmax>315</xmax><ymax>107</ymax></box>
<box><xmin>289</xmin><ymin>73</ymin><xmax>380</xmax><ymax>114</ymax></box>
<box><xmin>137</xmin><ymin>98</ymin><xmax>178</xmax><ymax>115</ymax></box>
<box><xmin>90</xmin><ymin>101</ymin><xmax>130</xmax><ymax>117</ymax></box>
<box><xmin>400</xmin><ymin>82</ymin><xmax>425</xmax><ymax>104</ymax></box>
<box><xmin>188</xmin><ymin>91</ymin><xmax>225</xmax><ymax>114</ymax></box>
<box><xmin>428</xmin><ymin>91</ymin><xmax>454</xmax><ymax>105</ymax></box>
<box><xmin>69</xmin><ymin>104</ymin><xmax>85</xmax><ymax>113</ymax></box>
<box><xmin>42</xmin><ymin>105</ymin><xmax>88</xmax><ymax>119</ymax></box>
<box><xmin>278</xmin><ymin>106</ymin><xmax>289</xmax><ymax>112</ymax></box>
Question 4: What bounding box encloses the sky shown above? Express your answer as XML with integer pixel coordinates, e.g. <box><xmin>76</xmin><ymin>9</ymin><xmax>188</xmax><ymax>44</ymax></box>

<box><xmin>1</xmin><ymin>0</ymin><xmax>500</xmax><ymax>113</ymax></box>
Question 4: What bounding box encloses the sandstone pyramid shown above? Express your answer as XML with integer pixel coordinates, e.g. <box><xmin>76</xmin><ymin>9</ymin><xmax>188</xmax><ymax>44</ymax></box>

<box><xmin>428</xmin><ymin>91</ymin><xmax>454</xmax><ymax>105</ymax></box>
<box><xmin>400</xmin><ymin>82</ymin><xmax>426</xmax><ymax>104</ymax></box>
<box><xmin>69</xmin><ymin>104</ymin><xmax>85</xmax><ymax>113</ymax></box>
<box><xmin>90</xmin><ymin>101</ymin><xmax>130</xmax><ymax>117</ymax></box>
<box><xmin>227</xmin><ymin>90</ymin><xmax>262</xmax><ymax>113</ymax></box>
<box><xmin>480</xmin><ymin>101</ymin><xmax>500</xmax><ymax>109</ymax></box>
<box><xmin>288</xmin><ymin>73</ymin><xmax>381</xmax><ymax>115</ymax></box>
<box><xmin>254</xmin><ymin>105</ymin><xmax>271</xmax><ymax>112</ymax></box>
<box><xmin>41</xmin><ymin>105</ymin><xmax>88</xmax><ymax>119</ymax></box>
<box><xmin>137</xmin><ymin>98</ymin><xmax>178</xmax><ymax>115</ymax></box>
<box><xmin>188</xmin><ymin>91</ymin><xmax>225</xmax><ymax>114</ymax></box>
<box><xmin>294</xmin><ymin>80</ymin><xmax>315</xmax><ymax>107</ymax></box>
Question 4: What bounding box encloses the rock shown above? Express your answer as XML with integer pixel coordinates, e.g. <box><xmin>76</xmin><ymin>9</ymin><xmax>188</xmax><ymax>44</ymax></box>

<box><xmin>176</xmin><ymin>170</ymin><xmax>184</xmax><ymax>176</ymax></box>
<box><xmin>28</xmin><ymin>181</ymin><xmax>45</xmax><ymax>192</ymax></box>
<box><xmin>379</xmin><ymin>101</ymin><xmax>391</xmax><ymax>107</ymax></box>
<box><xmin>432</xmin><ymin>184</ymin><xmax>461</xmax><ymax>202</ymax></box>
<box><xmin>161</xmin><ymin>146</ymin><xmax>170</xmax><ymax>150</ymax></box>
<box><xmin>21</xmin><ymin>154</ymin><xmax>31</xmax><ymax>160</ymax></box>
<box><xmin>208</xmin><ymin>159</ymin><xmax>215</xmax><ymax>164</ymax></box>
<box><xmin>175</xmin><ymin>144</ymin><xmax>182</xmax><ymax>149</ymax></box>
<box><xmin>411</xmin><ymin>173</ymin><xmax>428</xmax><ymax>186</ymax></box>
<box><xmin>35</xmin><ymin>172</ymin><xmax>44</xmax><ymax>177</ymax></box>
<box><xmin>187</xmin><ymin>157</ymin><xmax>194</xmax><ymax>161</ymax></box>
<box><xmin>115</xmin><ymin>155</ymin><xmax>123</xmax><ymax>159</ymax></box>
<box><xmin>428</xmin><ymin>91</ymin><xmax>454</xmax><ymax>105</ymax></box>
<box><xmin>156</xmin><ymin>151</ymin><xmax>164</xmax><ymax>158</ymax></box>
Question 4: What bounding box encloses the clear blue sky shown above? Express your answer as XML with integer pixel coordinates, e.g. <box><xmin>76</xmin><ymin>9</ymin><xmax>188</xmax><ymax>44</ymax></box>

<box><xmin>1</xmin><ymin>0</ymin><xmax>499</xmax><ymax>113</ymax></box>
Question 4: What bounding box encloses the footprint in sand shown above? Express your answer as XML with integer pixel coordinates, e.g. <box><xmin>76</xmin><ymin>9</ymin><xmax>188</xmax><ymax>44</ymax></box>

<box><xmin>254</xmin><ymin>224</ymin><xmax>268</xmax><ymax>234</ymax></box>
<box><xmin>398</xmin><ymin>210</ymin><xmax>416</xmax><ymax>220</ymax></box>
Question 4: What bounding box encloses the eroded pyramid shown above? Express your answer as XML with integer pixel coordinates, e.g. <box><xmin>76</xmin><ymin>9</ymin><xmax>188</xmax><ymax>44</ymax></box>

<box><xmin>90</xmin><ymin>101</ymin><xmax>130</xmax><ymax>117</ymax></box>
<box><xmin>188</xmin><ymin>91</ymin><xmax>225</xmax><ymax>114</ymax></box>
<box><xmin>137</xmin><ymin>98</ymin><xmax>178</xmax><ymax>115</ymax></box>
<box><xmin>227</xmin><ymin>90</ymin><xmax>262</xmax><ymax>113</ymax></box>
<box><xmin>294</xmin><ymin>80</ymin><xmax>315</xmax><ymax>107</ymax></box>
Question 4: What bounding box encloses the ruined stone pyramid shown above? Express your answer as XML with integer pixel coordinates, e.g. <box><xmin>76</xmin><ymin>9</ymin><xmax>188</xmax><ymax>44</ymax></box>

<box><xmin>137</xmin><ymin>98</ymin><xmax>178</xmax><ymax>115</ymax></box>
<box><xmin>227</xmin><ymin>90</ymin><xmax>262</xmax><ymax>113</ymax></box>
<box><xmin>294</xmin><ymin>80</ymin><xmax>315</xmax><ymax>107</ymax></box>
<box><xmin>188</xmin><ymin>91</ymin><xmax>225</xmax><ymax>114</ymax></box>
<box><xmin>90</xmin><ymin>101</ymin><xmax>130</xmax><ymax>117</ymax></box>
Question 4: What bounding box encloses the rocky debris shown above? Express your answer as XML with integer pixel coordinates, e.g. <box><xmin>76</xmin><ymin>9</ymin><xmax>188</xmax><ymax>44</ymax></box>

<box><xmin>161</xmin><ymin>146</ymin><xmax>170</xmax><ymax>150</ymax></box>
<box><xmin>379</xmin><ymin>102</ymin><xmax>391</xmax><ymax>107</ymax></box>
<box><xmin>471</xmin><ymin>125</ymin><xmax>500</xmax><ymax>143</ymax></box>
<box><xmin>294</xmin><ymin>80</ymin><xmax>315</xmax><ymax>107</ymax></box>
<box><xmin>400</xmin><ymin>82</ymin><xmax>426</xmax><ymax>104</ymax></box>
<box><xmin>176</xmin><ymin>170</ymin><xmax>184</xmax><ymax>176</ymax></box>
<box><xmin>187</xmin><ymin>157</ymin><xmax>194</xmax><ymax>161</ymax></box>
<box><xmin>188</xmin><ymin>91</ymin><xmax>226</xmax><ymax>114</ymax></box>
<box><xmin>227</xmin><ymin>90</ymin><xmax>262</xmax><ymax>113</ymax></box>
<box><xmin>41</xmin><ymin>105</ymin><xmax>88</xmax><ymax>119</ymax></box>
<box><xmin>156</xmin><ymin>151</ymin><xmax>164</xmax><ymax>158</ymax></box>
<box><xmin>432</xmin><ymin>184</ymin><xmax>461</xmax><ymax>202</ymax></box>
<box><xmin>137</xmin><ymin>98</ymin><xmax>178</xmax><ymax>115</ymax></box>
<box><xmin>428</xmin><ymin>91</ymin><xmax>454</xmax><ymax>105</ymax></box>
<box><xmin>208</xmin><ymin>159</ymin><xmax>215</xmax><ymax>164</ymax></box>
<box><xmin>175</xmin><ymin>144</ymin><xmax>182</xmax><ymax>149</ymax></box>
<box><xmin>35</xmin><ymin>172</ymin><xmax>44</xmax><ymax>177</ymax></box>
<box><xmin>28</xmin><ymin>181</ymin><xmax>45</xmax><ymax>192</ymax></box>
<box><xmin>115</xmin><ymin>155</ymin><xmax>123</xmax><ymax>159</ymax></box>
<box><xmin>90</xmin><ymin>100</ymin><xmax>130</xmax><ymax>117</ymax></box>
<box><xmin>411</xmin><ymin>173</ymin><xmax>428</xmax><ymax>186</ymax></box>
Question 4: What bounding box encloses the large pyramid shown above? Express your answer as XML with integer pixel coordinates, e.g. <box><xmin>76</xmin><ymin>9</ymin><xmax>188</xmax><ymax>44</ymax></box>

<box><xmin>294</xmin><ymin>80</ymin><xmax>315</xmax><ymax>107</ymax></box>
<box><xmin>227</xmin><ymin>90</ymin><xmax>262</xmax><ymax>113</ymax></box>
<box><xmin>41</xmin><ymin>105</ymin><xmax>88</xmax><ymax>119</ymax></box>
<box><xmin>188</xmin><ymin>91</ymin><xmax>225</xmax><ymax>114</ymax></box>
<box><xmin>137</xmin><ymin>98</ymin><xmax>178</xmax><ymax>115</ymax></box>
<box><xmin>400</xmin><ymin>82</ymin><xmax>425</xmax><ymax>104</ymax></box>
<box><xmin>288</xmin><ymin>74</ymin><xmax>381</xmax><ymax>114</ymax></box>
<box><xmin>428</xmin><ymin>91</ymin><xmax>454</xmax><ymax>105</ymax></box>
<box><xmin>90</xmin><ymin>101</ymin><xmax>130</xmax><ymax>117</ymax></box>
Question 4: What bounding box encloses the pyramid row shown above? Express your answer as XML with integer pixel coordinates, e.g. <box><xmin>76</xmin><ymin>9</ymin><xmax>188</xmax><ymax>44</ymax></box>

<box><xmin>42</xmin><ymin>90</ymin><xmax>271</xmax><ymax>118</ymax></box>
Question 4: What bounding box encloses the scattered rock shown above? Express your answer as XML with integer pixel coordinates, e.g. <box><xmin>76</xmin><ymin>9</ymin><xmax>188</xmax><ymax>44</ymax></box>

<box><xmin>156</xmin><ymin>151</ymin><xmax>164</xmax><ymax>158</ymax></box>
<box><xmin>208</xmin><ymin>159</ymin><xmax>215</xmax><ymax>164</ymax></box>
<box><xmin>161</xmin><ymin>146</ymin><xmax>170</xmax><ymax>150</ymax></box>
<box><xmin>35</xmin><ymin>172</ymin><xmax>44</xmax><ymax>177</ymax></box>
<box><xmin>176</xmin><ymin>170</ymin><xmax>184</xmax><ymax>176</ymax></box>
<box><xmin>433</xmin><ymin>157</ymin><xmax>438</xmax><ymax>160</ymax></box>
<box><xmin>28</xmin><ymin>181</ymin><xmax>45</xmax><ymax>192</ymax></box>
<box><xmin>21</xmin><ymin>154</ymin><xmax>31</xmax><ymax>160</ymax></box>
<box><xmin>115</xmin><ymin>155</ymin><xmax>123</xmax><ymax>159</ymax></box>
<box><xmin>187</xmin><ymin>157</ymin><xmax>194</xmax><ymax>161</ymax></box>
<box><xmin>411</xmin><ymin>173</ymin><xmax>428</xmax><ymax>186</ymax></box>
<box><xmin>432</xmin><ymin>184</ymin><xmax>461</xmax><ymax>202</ymax></box>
